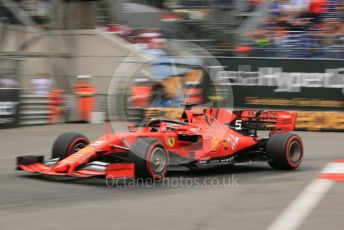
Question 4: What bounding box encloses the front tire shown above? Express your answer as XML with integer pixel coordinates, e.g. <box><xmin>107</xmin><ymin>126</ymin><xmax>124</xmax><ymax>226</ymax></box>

<box><xmin>266</xmin><ymin>132</ymin><xmax>303</xmax><ymax>170</ymax></box>
<box><xmin>128</xmin><ymin>138</ymin><xmax>169</xmax><ymax>181</ymax></box>
<box><xmin>51</xmin><ymin>132</ymin><xmax>89</xmax><ymax>160</ymax></box>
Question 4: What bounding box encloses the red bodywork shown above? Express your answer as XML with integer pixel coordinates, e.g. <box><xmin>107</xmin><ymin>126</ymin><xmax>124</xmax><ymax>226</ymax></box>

<box><xmin>17</xmin><ymin>108</ymin><xmax>297</xmax><ymax>179</ymax></box>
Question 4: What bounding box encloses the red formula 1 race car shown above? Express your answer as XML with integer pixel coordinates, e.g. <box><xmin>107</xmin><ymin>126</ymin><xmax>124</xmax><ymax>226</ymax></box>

<box><xmin>17</xmin><ymin>105</ymin><xmax>304</xmax><ymax>182</ymax></box>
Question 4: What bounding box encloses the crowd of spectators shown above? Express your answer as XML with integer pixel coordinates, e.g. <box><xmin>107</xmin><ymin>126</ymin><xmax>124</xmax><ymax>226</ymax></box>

<box><xmin>246</xmin><ymin>0</ymin><xmax>344</xmax><ymax>58</ymax></box>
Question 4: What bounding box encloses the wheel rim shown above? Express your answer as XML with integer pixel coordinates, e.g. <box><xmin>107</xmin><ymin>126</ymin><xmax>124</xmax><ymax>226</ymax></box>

<box><xmin>288</xmin><ymin>141</ymin><xmax>301</xmax><ymax>163</ymax></box>
<box><xmin>149</xmin><ymin>147</ymin><xmax>167</xmax><ymax>173</ymax></box>
<box><xmin>71</xmin><ymin>142</ymin><xmax>87</xmax><ymax>153</ymax></box>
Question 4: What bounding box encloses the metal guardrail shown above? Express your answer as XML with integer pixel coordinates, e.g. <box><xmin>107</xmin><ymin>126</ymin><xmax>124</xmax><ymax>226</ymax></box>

<box><xmin>20</xmin><ymin>95</ymin><xmax>49</xmax><ymax>125</ymax></box>
<box><xmin>19</xmin><ymin>94</ymin><xmax>110</xmax><ymax>126</ymax></box>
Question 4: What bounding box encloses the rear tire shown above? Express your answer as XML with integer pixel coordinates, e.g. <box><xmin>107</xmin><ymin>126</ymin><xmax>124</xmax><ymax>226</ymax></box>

<box><xmin>266</xmin><ymin>132</ymin><xmax>303</xmax><ymax>170</ymax></box>
<box><xmin>51</xmin><ymin>132</ymin><xmax>89</xmax><ymax>160</ymax></box>
<box><xmin>128</xmin><ymin>138</ymin><xmax>169</xmax><ymax>181</ymax></box>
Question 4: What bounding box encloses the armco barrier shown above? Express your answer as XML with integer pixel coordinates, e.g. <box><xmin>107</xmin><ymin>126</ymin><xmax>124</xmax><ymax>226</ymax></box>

<box><xmin>20</xmin><ymin>95</ymin><xmax>50</xmax><ymax>125</ymax></box>
<box><xmin>18</xmin><ymin>93</ymin><xmax>108</xmax><ymax>126</ymax></box>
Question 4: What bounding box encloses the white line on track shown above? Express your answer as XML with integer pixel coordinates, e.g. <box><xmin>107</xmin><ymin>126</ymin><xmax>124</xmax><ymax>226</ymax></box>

<box><xmin>267</xmin><ymin>178</ymin><xmax>334</xmax><ymax>230</ymax></box>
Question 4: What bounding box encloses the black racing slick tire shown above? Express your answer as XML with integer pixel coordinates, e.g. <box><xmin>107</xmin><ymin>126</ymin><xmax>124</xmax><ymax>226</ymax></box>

<box><xmin>128</xmin><ymin>138</ymin><xmax>169</xmax><ymax>181</ymax></box>
<box><xmin>51</xmin><ymin>132</ymin><xmax>89</xmax><ymax>160</ymax></box>
<box><xmin>266</xmin><ymin>132</ymin><xmax>304</xmax><ymax>170</ymax></box>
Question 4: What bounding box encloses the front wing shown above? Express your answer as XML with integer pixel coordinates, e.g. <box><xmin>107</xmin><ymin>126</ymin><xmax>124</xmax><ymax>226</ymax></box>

<box><xmin>16</xmin><ymin>155</ymin><xmax>135</xmax><ymax>179</ymax></box>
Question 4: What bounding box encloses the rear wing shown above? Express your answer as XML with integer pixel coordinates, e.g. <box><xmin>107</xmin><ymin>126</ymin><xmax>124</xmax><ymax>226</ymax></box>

<box><xmin>236</xmin><ymin>110</ymin><xmax>297</xmax><ymax>133</ymax></box>
<box><xmin>203</xmin><ymin>108</ymin><xmax>297</xmax><ymax>132</ymax></box>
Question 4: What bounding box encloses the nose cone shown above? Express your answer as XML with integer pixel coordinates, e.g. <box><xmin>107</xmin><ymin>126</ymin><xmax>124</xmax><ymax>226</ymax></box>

<box><xmin>53</xmin><ymin>162</ymin><xmax>71</xmax><ymax>173</ymax></box>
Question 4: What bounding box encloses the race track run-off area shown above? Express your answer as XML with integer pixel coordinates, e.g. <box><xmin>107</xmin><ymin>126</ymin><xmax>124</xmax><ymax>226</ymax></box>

<box><xmin>0</xmin><ymin>124</ymin><xmax>344</xmax><ymax>230</ymax></box>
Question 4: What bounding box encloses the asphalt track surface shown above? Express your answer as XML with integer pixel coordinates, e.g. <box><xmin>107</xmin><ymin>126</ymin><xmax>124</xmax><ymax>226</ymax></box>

<box><xmin>0</xmin><ymin>124</ymin><xmax>344</xmax><ymax>230</ymax></box>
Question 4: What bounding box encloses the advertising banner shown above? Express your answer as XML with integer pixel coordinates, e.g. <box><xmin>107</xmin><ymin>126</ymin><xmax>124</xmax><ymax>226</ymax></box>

<box><xmin>217</xmin><ymin>57</ymin><xmax>344</xmax><ymax>111</ymax></box>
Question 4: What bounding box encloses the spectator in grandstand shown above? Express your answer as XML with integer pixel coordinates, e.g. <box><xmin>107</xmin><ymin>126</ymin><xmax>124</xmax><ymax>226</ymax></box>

<box><xmin>338</xmin><ymin>24</ymin><xmax>344</xmax><ymax>58</ymax></box>
<box><xmin>308</xmin><ymin>0</ymin><xmax>328</xmax><ymax>23</ymax></box>
<box><xmin>250</xmin><ymin>27</ymin><xmax>274</xmax><ymax>57</ymax></box>
<box><xmin>245</xmin><ymin>0</ymin><xmax>262</xmax><ymax>12</ymax></box>
<box><xmin>334</xmin><ymin>1</ymin><xmax>344</xmax><ymax>20</ymax></box>
<box><xmin>270</xmin><ymin>0</ymin><xmax>295</xmax><ymax>15</ymax></box>
<box><xmin>290</xmin><ymin>0</ymin><xmax>310</xmax><ymax>12</ymax></box>
<box><xmin>338</xmin><ymin>23</ymin><xmax>344</xmax><ymax>45</ymax></box>
<box><xmin>326</xmin><ymin>18</ymin><xmax>344</xmax><ymax>58</ymax></box>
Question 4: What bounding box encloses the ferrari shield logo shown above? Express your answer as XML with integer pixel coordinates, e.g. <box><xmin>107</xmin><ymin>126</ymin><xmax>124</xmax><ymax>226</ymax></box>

<box><xmin>223</xmin><ymin>140</ymin><xmax>229</xmax><ymax>151</ymax></box>
<box><xmin>167</xmin><ymin>137</ymin><xmax>175</xmax><ymax>147</ymax></box>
